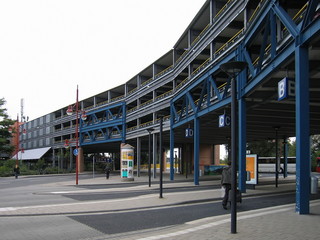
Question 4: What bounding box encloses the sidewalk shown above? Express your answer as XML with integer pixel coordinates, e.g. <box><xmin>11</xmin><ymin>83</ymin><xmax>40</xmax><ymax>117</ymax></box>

<box><xmin>1</xmin><ymin>173</ymin><xmax>319</xmax><ymax>240</ymax></box>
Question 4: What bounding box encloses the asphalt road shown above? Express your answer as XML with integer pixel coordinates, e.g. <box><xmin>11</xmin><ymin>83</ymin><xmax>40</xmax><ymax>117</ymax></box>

<box><xmin>0</xmin><ymin>174</ymin><xmax>318</xmax><ymax>240</ymax></box>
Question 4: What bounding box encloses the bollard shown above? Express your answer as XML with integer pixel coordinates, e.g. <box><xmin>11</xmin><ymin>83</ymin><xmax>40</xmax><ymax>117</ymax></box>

<box><xmin>311</xmin><ymin>176</ymin><xmax>318</xmax><ymax>194</ymax></box>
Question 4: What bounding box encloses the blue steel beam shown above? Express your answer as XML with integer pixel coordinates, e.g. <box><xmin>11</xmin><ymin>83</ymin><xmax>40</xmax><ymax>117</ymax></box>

<box><xmin>170</xmin><ymin>127</ymin><xmax>174</xmax><ymax>181</ymax></box>
<box><xmin>238</xmin><ymin>47</ymin><xmax>248</xmax><ymax>192</ymax></box>
<box><xmin>243</xmin><ymin>49</ymin><xmax>255</xmax><ymax>78</ymax></box>
<box><xmin>270</xmin><ymin>10</ymin><xmax>277</xmax><ymax>60</ymax></box>
<box><xmin>194</xmin><ymin>117</ymin><xmax>200</xmax><ymax>185</ymax></box>
<box><xmin>272</xmin><ymin>2</ymin><xmax>299</xmax><ymax>37</ymax></box>
<box><xmin>122</xmin><ymin>103</ymin><xmax>126</xmax><ymax>141</ymax></box>
<box><xmin>170</xmin><ymin>104</ymin><xmax>175</xmax><ymax>181</ymax></box>
<box><xmin>295</xmin><ymin>45</ymin><xmax>310</xmax><ymax>214</ymax></box>
<box><xmin>244</xmin><ymin>3</ymin><xmax>272</xmax><ymax>47</ymax></box>
<box><xmin>244</xmin><ymin>42</ymin><xmax>295</xmax><ymax>96</ymax></box>
<box><xmin>257</xmin><ymin>12</ymin><xmax>270</xmax><ymax>73</ymax></box>
<box><xmin>208</xmin><ymin>76</ymin><xmax>222</xmax><ymax>101</ymax></box>
<box><xmin>197</xmin><ymin>80</ymin><xmax>209</xmax><ymax>111</ymax></box>
<box><xmin>301</xmin><ymin>0</ymin><xmax>320</xmax><ymax>29</ymax></box>
<box><xmin>186</xmin><ymin>92</ymin><xmax>197</xmax><ymax>113</ymax></box>
<box><xmin>172</xmin><ymin>50</ymin><xmax>236</xmax><ymax>102</ymax></box>
<box><xmin>245</xmin><ymin>18</ymin><xmax>320</xmax><ymax>96</ymax></box>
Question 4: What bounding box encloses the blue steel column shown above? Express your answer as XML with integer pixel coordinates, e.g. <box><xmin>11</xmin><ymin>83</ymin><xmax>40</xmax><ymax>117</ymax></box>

<box><xmin>194</xmin><ymin>117</ymin><xmax>200</xmax><ymax>185</ymax></box>
<box><xmin>122</xmin><ymin>103</ymin><xmax>126</xmax><ymax>141</ymax></box>
<box><xmin>295</xmin><ymin>45</ymin><xmax>310</xmax><ymax>214</ymax></box>
<box><xmin>238</xmin><ymin>50</ymin><xmax>247</xmax><ymax>193</ymax></box>
<box><xmin>283</xmin><ymin>137</ymin><xmax>288</xmax><ymax>178</ymax></box>
<box><xmin>238</xmin><ymin>97</ymin><xmax>246</xmax><ymax>192</ymax></box>
<box><xmin>170</xmin><ymin>105</ymin><xmax>175</xmax><ymax>180</ymax></box>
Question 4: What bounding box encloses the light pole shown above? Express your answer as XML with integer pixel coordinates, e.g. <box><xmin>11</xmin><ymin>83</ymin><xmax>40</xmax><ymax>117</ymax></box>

<box><xmin>220</xmin><ymin>61</ymin><xmax>247</xmax><ymax>234</ymax></box>
<box><xmin>146</xmin><ymin>128</ymin><xmax>154</xmax><ymax>187</ymax></box>
<box><xmin>66</xmin><ymin>85</ymin><xmax>87</xmax><ymax>185</ymax></box>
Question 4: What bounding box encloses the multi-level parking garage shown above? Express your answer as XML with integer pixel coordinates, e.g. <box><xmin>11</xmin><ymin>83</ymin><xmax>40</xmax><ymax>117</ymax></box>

<box><xmin>18</xmin><ymin>0</ymin><xmax>320</xmax><ymax>214</ymax></box>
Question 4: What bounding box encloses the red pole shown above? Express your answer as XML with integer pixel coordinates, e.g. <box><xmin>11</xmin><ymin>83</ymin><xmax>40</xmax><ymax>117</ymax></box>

<box><xmin>75</xmin><ymin>85</ymin><xmax>79</xmax><ymax>185</ymax></box>
<box><xmin>15</xmin><ymin>115</ymin><xmax>19</xmax><ymax>167</ymax></box>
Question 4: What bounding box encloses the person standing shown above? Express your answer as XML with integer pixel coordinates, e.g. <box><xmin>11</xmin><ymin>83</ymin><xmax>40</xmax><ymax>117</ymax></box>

<box><xmin>105</xmin><ymin>166</ymin><xmax>111</xmax><ymax>179</ymax></box>
<box><xmin>221</xmin><ymin>161</ymin><xmax>232</xmax><ymax>209</ymax></box>
<box><xmin>13</xmin><ymin>164</ymin><xmax>20</xmax><ymax>179</ymax></box>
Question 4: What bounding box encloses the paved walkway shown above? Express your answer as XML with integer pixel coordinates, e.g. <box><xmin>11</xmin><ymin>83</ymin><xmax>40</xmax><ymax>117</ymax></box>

<box><xmin>0</xmin><ymin>173</ymin><xmax>319</xmax><ymax>240</ymax></box>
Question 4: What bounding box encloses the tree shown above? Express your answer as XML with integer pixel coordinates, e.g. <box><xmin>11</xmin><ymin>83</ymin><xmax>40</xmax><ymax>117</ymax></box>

<box><xmin>311</xmin><ymin>135</ymin><xmax>320</xmax><ymax>171</ymax></box>
<box><xmin>247</xmin><ymin>138</ymin><xmax>295</xmax><ymax>157</ymax></box>
<box><xmin>247</xmin><ymin>140</ymin><xmax>277</xmax><ymax>157</ymax></box>
<box><xmin>0</xmin><ymin>98</ymin><xmax>15</xmax><ymax>156</ymax></box>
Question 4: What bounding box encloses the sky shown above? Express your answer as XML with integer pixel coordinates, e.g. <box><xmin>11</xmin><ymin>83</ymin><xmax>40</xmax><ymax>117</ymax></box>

<box><xmin>0</xmin><ymin>0</ymin><xmax>206</xmax><ymax>121</ymax></box>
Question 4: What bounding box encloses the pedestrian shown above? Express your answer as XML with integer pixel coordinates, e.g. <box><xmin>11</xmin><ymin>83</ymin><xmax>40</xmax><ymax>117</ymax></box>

<box><xmin>105</xmin><ymin>166</ymin><xmax>111</xmax><ymax>179</ymax></box>
<box><xmin>221</xmin><ymin>161</ymin><xmax>232</xmax><ymax>210</ymax></box>
<box><xmin>13</xmin><ymin>164</ymin><xmax>20</xmax><ymax>179</ymax></box>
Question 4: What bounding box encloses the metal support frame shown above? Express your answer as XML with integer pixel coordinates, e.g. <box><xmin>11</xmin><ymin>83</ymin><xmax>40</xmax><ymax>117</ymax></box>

<box><xmin>274</xmin><ymin>127</ymin><xmax>280</xmax><ymax>188</ymax></box>
<box><xmin>80</xmin><ymin>102</ymin><xmax>126</xmax><ymax>145</ymax></box>
<box><xmin>159</xmin><ymin>116</ymin><xmax>163</xmax><ymax>198</ymax></box>
<box><xmin>170</xmin><ymin>126</ymin><xmax>175</xmax><ymax>181</ymax></box>
<box><xmin>194</xmin><ymin>117</ymin><xmax>200</xmax><ymax>185</ymax></box>
<box><xmin>283</xmin><ymin>137</ymin><xmax>288</xmax><ymax>178</ymax></box>
<box><xmin>238</xmin><ymin>97</ymin><xmax>246</xmax><ymax>192</ymax></box>
<box><xmin>295</xmin><ymin>45</ymin><xmax>310</xmax><ymax>214</ymax></box>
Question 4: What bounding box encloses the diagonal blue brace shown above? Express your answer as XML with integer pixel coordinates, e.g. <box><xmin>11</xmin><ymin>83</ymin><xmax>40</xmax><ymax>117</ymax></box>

<box><xmin>272</xmin><ymin>2</ymin><xmax>299</xmax><ymax>37</ymax></box>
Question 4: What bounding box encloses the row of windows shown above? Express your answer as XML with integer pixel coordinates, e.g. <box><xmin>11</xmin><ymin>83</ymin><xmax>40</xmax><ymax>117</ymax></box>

<box><xmin>24</xmin><ymin>114</ymin><xmax>52</xmax><ymax>129</ymax></box>
<box><xmin>22</xmin><ymin>138</ymin><xmax>51</xmax><ymax>149</ymax></box>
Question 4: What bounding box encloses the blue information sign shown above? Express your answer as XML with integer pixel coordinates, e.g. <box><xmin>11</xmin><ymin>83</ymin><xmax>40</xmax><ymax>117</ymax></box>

<box><xmin>73</xmin><ymin>149</ymin><xmax>78</xmax><ymax>156</ymax></box>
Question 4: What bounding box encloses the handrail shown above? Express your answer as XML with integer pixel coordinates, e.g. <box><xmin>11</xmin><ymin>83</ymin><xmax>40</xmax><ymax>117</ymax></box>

<box><xmin>154</xmin><ymin>65</ymin><xmax>174</xmax><ymax>79</ymax></box>
<box><xmin>110</xmin><ymin>95</ymin><xmax>125</xmax><ymax>102</ymax></box>
<box><xmin>155</xmin><ymin>89</ymin><xmax>173</xmax><ymax>101</ymax></box>
<box><xmin>191</xmin><ymin>23</ymin><xmax>211</xmax><ymax>46</ymax></box>
<box><xmin>214</xmin><ymin>0</ymin><xmax>233</xmax><ymax>19</ymax></box>
<box><xmin>141</xmin><ymin>77</ymin><xmax>153</xmax><ymax>87</ymax></box>
<box><xmin>215</xmin><ymin>28</ymin><xmax>244</xmax><ymax>55</ymax></box>
<box><xmin>292</xmin><ymin>2</ymin><xmax>308</xmax><ymax>21</ymax></box>
<box><xmin>248</xmin><ymin>0</ymin><xmax>266</xmax><ymax>23</ymax></box>
<box><xmin>175</xmin><ymin>76</ymin><xmax>190</xmax><ymax>91</ymax></box>
<box><xmin>140</xmin><ymin>98</ymin><xmax>154</xmax><ymax>108</ymax></box>
<box><xmin>175</xmin><ymin>49</ymin><xmax>189</xmax><ymax>64</ymax></box>
<box><xmin>128</xmin><ymin>87</ymin><xmax>138</xmax><ymax>95</ymax></box>
<box><xmin>191</xmin><ymin>57</ymin><xmax>211</xmax><ymax>76</ymax></box>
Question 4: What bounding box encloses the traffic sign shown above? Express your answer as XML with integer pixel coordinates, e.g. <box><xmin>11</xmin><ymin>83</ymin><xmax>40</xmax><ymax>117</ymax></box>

<box><xmin>73</xmin><ymin>148</ymin><xmax>78</xmax><ymax>156</ymax></box>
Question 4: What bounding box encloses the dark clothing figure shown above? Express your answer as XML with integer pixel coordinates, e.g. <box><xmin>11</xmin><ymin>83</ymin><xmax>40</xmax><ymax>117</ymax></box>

<box><xmin>105</xmin><ymin>167</ymin><xmax>111</xmax><ymax>179</ymax></box>
<box><xmin>221</xmin><ymin>163</ymin><xmax>232</xmax><ymax>209</ymax></box>
<box><xmin>13</xmin><ymin>165</ymin><xmax>20</xmax><ymax>179</ymax></box>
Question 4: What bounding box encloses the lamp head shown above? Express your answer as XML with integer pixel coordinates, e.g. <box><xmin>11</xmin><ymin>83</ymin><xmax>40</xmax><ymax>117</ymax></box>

<box><xmin>66</xmin><ymin>105</ymin><xmax>73</xmax><ymax>116</ymax></box>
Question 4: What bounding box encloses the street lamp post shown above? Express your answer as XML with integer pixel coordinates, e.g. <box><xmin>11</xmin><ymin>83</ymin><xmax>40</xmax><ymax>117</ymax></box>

<box><xmin>147</xmin><ymin>128</ymin><xmax>154</xmax><ymax>187</ymax></box>
<box><xmin>220</xmin><ymin>61</ymin><xmax>247</xmax><ymax>234</ymax></box>
<box><xmin>66</xmin><ymin>85</ymin><xmax>87</xmax><ymax>185</ymax></box>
